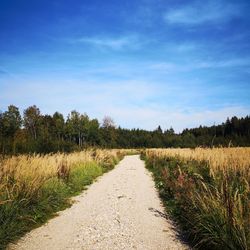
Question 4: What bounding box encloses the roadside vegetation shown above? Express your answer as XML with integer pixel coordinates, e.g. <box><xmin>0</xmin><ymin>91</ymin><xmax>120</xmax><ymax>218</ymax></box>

<box><xmin>0</xmin><ymin>149</ymin><xmax>136</xmax><ymax>249</ymax></box>
<box><xmin>142</xmin><ymin>147</ymin><xmax>250</xmax><ymax>250</ymax></box>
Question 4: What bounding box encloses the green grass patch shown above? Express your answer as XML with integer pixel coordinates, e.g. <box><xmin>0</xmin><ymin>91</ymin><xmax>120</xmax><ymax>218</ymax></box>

<box><xmin>68</xmin><ymin>162</ymin><xmax>103</xmax><ymax>193</ymax></box>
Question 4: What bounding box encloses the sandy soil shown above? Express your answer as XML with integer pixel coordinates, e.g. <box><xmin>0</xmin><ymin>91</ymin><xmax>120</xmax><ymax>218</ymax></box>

<box><xmin>8</xmin><ymin>155</ymin><xmax>189</xmax><ymax>250</ymax></box>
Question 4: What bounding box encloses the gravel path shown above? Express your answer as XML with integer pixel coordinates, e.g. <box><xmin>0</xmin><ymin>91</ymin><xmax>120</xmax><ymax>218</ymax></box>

<box><xmin>8</xmin><ymin>155</ymin><xmax>188</xmax><ymax>250</ymax></box>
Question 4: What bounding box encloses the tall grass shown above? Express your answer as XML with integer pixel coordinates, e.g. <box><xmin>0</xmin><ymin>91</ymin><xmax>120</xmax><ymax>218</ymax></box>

<box><xmin>142</xmin><ymin>148</ymin><xmax>250</xmax><ymax>250</ymax></box>
<box><xmin>0</xmin><ymin>149</ymin><xmax>134</xmax><ymax>249</ymax></box>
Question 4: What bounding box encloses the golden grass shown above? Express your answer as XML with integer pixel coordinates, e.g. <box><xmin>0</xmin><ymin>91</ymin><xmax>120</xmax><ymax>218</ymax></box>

<box><xmin>145</xmin><ymin>147</ymin><xmax>250</xmax><ymax>175</ymax></box>
<box><xmin>0</xmin><ymin>149</ymin><xmax>134</xmax><ymax>205</ymax></box>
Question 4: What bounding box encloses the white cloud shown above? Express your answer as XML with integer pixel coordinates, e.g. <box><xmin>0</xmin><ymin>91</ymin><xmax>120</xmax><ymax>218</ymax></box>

<box><xmin>164</xmin><ymin>1</ymin><xmax>243</xmax><ymax>25</ymax></box>
<box><xmin>175</xmin><ymin>43</ymin><xmax>197</xmax><ymax>52</ymax></box>
<box><xmin>189</xmin><ymin>58</ymin><xmax>250</xmax><ymax>69</ymax></box>
<box><xmin>149</xmin><ymin>62</ymin><xmax>176</xmax><ymax>71</ymax></box>
<box><xmin>68</xmin><ymin>35</ymin><xmax>141</xmax><ymax>50</ymax></box>
<box><xmin>149</xmin><ymin>58</ymin><xmax>250</xmax><ymax>73</ymax></box>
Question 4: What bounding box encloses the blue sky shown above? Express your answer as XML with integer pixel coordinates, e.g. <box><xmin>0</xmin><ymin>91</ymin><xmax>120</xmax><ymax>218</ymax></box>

<box><xmin>0</xmin><ymin>0</ymin><xmax>250</xmax><ymax>132</ymax></box>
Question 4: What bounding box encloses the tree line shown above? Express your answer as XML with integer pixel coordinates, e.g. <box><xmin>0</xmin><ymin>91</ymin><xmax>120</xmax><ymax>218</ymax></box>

<box><xmin>0</xmin><ymin>105</ymin><xmax>249</xmax><ymax>154</ymax></box>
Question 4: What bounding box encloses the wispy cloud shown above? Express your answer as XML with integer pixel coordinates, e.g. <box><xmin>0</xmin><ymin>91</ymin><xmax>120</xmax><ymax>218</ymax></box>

<box><xmin>194</xmin><ymin>58</ymin><xmax>250</xmax><ymax>69</ymax></box>
<box><xmin>164</xmin><ymin>1</ymin><xmax>243</xmax><ymax>25</ymax></box>
<box><xmin>150</xmin><ymin>57</ymin><xmax>250</xmax><ymax>72</ymax></box>
<box><xmin>68</xmin><ymin>35</ymin><xmax>141</xmax><ymax>50</ymax></box>
<box><xmin>175</xmin><ymin>43</ymin><xmax>197</xmax><ymax>52</ymax></box>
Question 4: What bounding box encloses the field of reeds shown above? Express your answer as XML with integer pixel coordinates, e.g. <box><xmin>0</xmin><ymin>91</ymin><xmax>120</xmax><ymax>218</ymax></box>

<box><xmin>0</xmin><ymin>149</ymin><xmax>135</xmax><ymax>249</ymax></box>
<box><xmin>142</xmin><ymin>147</ymin><xmax>250</xmax><ymax>250</ymax></box>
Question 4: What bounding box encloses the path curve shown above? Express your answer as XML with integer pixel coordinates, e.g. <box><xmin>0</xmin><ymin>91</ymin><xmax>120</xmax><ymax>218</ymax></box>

<box><xmin>8</xmin><ymin>155</ymin><xmax>188</xmax><ymax>250</ymax></box>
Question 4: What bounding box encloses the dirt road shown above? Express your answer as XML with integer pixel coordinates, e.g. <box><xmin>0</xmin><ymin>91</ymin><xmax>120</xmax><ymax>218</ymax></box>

<box><xmin>9</xmin><ymin>155</ymin><xmax>188</xmax><ymax>250</ymax></box>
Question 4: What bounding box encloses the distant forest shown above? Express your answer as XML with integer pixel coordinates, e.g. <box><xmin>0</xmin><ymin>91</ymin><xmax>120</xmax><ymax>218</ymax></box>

<box><xmin>0</xmin><ymin>105</ymin><xmax>250</xmax><ymax>154</ymax></box>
